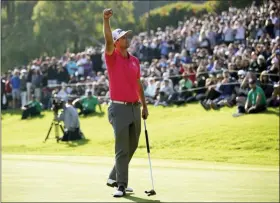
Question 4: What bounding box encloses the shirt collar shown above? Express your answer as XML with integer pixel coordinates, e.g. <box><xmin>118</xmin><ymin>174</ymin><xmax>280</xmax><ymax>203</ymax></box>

<box><xmin>115</xmin><ymin>49</ymin><xmax>130</xmax><ymax>59</ymax></box>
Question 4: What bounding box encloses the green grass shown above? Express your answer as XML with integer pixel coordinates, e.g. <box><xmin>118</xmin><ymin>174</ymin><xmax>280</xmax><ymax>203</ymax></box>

<box><xmin>2</xmin><ymin>155</ymin><xmax>279</xmax><ymax>202</ymax></box>
<box><xmin>2</xmin><ymin>104</ymin><xmax>279</xmax><ymax>165</ymax></box>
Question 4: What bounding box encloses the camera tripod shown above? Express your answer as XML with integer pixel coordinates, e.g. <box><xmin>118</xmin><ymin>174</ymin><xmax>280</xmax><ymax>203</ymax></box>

<box><xmin>44</xmin><ymin>115</ymin><xmax>64</xmax><ymax>143</ymax></box>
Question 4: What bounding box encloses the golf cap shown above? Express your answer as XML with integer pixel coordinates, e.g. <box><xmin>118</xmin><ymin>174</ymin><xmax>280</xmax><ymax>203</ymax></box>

<box><xmin>238</xmin><ymin>70</ymin><xmax>246</xmax><ymax>76</ymax></box>
<box><xmin>112</xmin><ymin>28</ymin><xmax>132</xmax><ymax>42</ymax></box>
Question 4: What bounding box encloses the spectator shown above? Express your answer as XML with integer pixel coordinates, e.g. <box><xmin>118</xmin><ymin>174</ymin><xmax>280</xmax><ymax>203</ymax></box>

<box><xmin>19</xmin><ymin>69</ymin><xmax>28</xmax><ymax>108</ymax></box>
<box><xmin>268</xmin><ymin>81</ymin><xmax>280</xmax><ymax>107</ymax></box>
<box><xmin>47</xmin><ymin>57</ymin><xmax>58</xmax><ymax>86</ymax></box>
<box><xmin>11</xmin><ymin>69</ymin><xmax>21</xmax><ymax>109</ymax></box>
<box><xmin>245</xmin><ymin>78</ymin><xmax>267</xmax><ymax>113</ymax></box>
<box><xmin>73</xmin><ymin>90</ymin><xmax>102</xmax><ymax>116</ymax></box>
<box><xmin>21</xmin><ymin>94</ymin><xmax>43</xmax><ymax>120</ymax></box>
<box><xmin>259</xmin><ymin>70</ymin><xmax>274</xmax><ymax>100</ymax></box>
<box><xmin>31</xmin><ymin>68</ymin><xmax>43</xmax><ymax>101</ymax></box>
<box><xmin>66</xmin><ymin>54</ymin><xmax>78</xmax><ymax>76</ymax></box>
<box><xmin>57</xmin><ymin>62</ymin><xmax>70</xmax><ymax>84</ymax></box>
<box><xmin>144</xmin><ymin>77</ymin><xmax>157</xmax><ymax>102</ymax></box>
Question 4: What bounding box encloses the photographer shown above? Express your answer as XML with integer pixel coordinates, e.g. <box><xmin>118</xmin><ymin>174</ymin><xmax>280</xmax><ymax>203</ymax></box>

<box><xmin>55</xmin><ymin>99</ymin><xmax>84</xmax><ymax>141</ymax></box>
<box><xmin>73</xmin><ymin>90</ymin><xmax>102</xmax><ymax>116</ymax></box>
<box><xmin>21</xmin><ymin>95</ymin><xmax>43</xmax><ymax>120</ymax></box>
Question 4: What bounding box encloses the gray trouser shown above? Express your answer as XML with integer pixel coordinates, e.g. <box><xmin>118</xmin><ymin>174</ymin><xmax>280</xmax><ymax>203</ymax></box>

<box><xmin>107</xmin><ymin>102</ymin><xmax>141</xmax><ymax>188</ymax></box>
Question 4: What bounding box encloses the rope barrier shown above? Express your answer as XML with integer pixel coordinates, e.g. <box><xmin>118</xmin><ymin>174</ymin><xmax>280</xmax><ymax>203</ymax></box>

<box><xmin>47</xmin><ymin>69</ymin><xmax>279</xmax><ymax>89</ymax></box>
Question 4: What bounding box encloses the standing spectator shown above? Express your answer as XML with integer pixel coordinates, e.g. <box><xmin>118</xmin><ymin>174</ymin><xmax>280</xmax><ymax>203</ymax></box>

<box><xmin>234</xmin><ymin>21</ymin><xmax>246</xmax><ymax>44</ymax></box>
<box><xmin>265</xmin><ymin>18</ymin><xmax>275</xmax><ymax>39</ymax></box>
<box><xmin>20</xmin><ymin>69</ymin><xmax>28</xmax><ymax>108</ymax></box>
<box><xmin>1</xmin><ymin>76</ymin><xmax>7</xmax><ymax>110</ymax></box>
<box><xmin>57</xmin><ymin>62</ymin><xmax>70</xmax><ymax>84</ymax></box>
<box><xmin>26</xmin><ymin>66</ymin><xmax>33</xmax><ymax>101</ymax></box>
<box><xmin>223</xmin><ymin>21</ymin><xmax>235</xmax><ymax>45</ymax></box>
<box><xmin>5</xmin><ymin>71</ymin><xmax>13</xmax><ymax>108</ymax></box>
<box><xmin>66</xmin><ymin>54</ymin><xmax>78</xmax><ymax>76</ymax></box>
<box><xmin>31</xmin><ymin>68</ymin><xmax>43</xmax><ymax>101</ymax></box>
<box><xmin>11</xmin><ymin>69</ymin><xmax>21</xmax><ymax>109</ymax></box>
<box><xmin>47</xmin><ymin>57</ymin><xmax>58</xmax><ymax>86</ymax></box>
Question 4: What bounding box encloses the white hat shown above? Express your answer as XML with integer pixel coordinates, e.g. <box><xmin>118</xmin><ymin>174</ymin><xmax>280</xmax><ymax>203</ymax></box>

<box><xmin>21</xmin><ymin>69</ymin><xmax>27</xmax><ymax>73</ymax></box>
<box><xmin>112</xmin><ymin>28</ymin><xmax>132</xmax><ymax>42</ymax></box>
<box><xmin>258</xmin><ymin>55</ymin><xmax>265</xmax><ymax>60</ymax></box>
<box><xmin>238</xmin><ymin>70</ymin><xmax>246</xmax><ymax>76</ymax></box>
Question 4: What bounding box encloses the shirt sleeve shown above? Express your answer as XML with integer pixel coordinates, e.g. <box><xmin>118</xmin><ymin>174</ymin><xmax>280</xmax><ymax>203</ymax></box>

<box><xmin>104</xmin><ymin>50</ymin><xmax>116</xmax><ymax>69</ymax></box>
<box><xmin>135</xmin><ymin>58</ymin><xmax>141</xmax><ymax>79</ymax></box>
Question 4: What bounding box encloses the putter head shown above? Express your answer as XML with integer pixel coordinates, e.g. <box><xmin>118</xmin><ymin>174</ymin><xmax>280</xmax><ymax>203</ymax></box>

<box><xmin>145</xmin><ymin>189</ymin><xmax>156</xmax><ymax>196</ymax></box>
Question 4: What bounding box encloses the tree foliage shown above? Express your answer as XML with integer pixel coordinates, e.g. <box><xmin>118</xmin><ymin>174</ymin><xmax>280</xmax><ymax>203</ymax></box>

<box><xmin>1</xmin><ymin>1</ymin><xmax>134</xmax><ymax>72</ymax></box>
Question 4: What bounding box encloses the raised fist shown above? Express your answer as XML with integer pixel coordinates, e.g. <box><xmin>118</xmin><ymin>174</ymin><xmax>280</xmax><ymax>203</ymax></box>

<box><xmin>103</xmin><ymin>8</ymin><xmax>113</xmax><ymax>19</ymax></box>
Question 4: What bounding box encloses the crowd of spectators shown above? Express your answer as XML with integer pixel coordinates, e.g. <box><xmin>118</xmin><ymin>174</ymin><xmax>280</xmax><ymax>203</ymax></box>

<box><xmin>1</xmin><ymin>0</ymin><xmax>280</xmax><ymax>116</ymax></box>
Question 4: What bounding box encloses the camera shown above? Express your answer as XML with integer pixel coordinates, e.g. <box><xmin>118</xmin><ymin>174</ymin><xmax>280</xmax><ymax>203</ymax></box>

<box><xmin>51</xmin><ymin>94</ymin><xmax>64</xmax><ymax>113</ymax></box>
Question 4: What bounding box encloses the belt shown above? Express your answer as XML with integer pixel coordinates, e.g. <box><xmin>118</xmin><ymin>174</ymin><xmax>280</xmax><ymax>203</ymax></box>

<box><xmin>111</xmin><ymin>100</ymin><xmax>140</xmax><ymax>106</ymax></box>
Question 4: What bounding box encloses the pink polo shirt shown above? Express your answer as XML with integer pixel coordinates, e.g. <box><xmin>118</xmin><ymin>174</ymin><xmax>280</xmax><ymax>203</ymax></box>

<box><xmin>105</xmin><ymin>49</ymin><xmax>140</xmax><ymax>102</ymax></box>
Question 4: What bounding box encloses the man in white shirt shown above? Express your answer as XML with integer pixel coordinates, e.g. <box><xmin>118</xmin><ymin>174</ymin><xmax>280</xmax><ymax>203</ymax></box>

<box><xmin>234</xmin><ymin>21</ymin><xmax>246</xmax><ymax>44</ymax></box>
<box><xmin>144</xmin><ymin>77</ymin><xmax>157</xmax><ymax>98</ymax></box>
<box><xmin>223</xmin><ymin>22</ymin><xmax>235</xmax><ymax>45</ymax></box>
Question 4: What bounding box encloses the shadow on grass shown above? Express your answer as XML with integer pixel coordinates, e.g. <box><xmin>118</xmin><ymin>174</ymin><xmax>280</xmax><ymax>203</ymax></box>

<box><xmin>2</xmin><ymin>109</ymin><xmax>47</xmax><ymax>120</ymax></box>
<box><xmin>263</xmin><ymin>108</ymin><xmax>280</xmax><ymax>116</ymax></box>
<box><xmin>124</xmin><ymin>194</ymin><xmax>161</xmax><ymax>202</ymax></box>
<box><xmin>66</xmin><ymin>138</ymin><xmax>90</xmax><ymax>147</ymax></box>
<box><xmin>80</xmin><ymin>111</ymin><xmax>105</xmax><ymax>118</ymax></box>
<box><xmin>2</xmin><ymin>109</ymin><xmax>23</xmax><ymax>116</ymax></box>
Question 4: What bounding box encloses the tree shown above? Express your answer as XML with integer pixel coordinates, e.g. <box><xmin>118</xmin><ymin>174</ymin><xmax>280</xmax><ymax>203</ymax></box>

<box><xmin>1</xmin><ymin>1</ymin><xmax>38</xmax><ymax>72</ymax></box>
<box><xmin>32</xmin><ymin>1</ymin><xmax>135</xmax><ymax>55</ymax></box>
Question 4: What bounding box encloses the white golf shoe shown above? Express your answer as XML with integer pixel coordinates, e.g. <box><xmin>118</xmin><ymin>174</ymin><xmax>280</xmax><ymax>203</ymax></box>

<box><xmin>106</xmin><ymin>179</ymin><xmax>134</xmax><ymax>192</ymax></box>
<box><xmin>113</xmin><ymin>186</ymin><xmax>126</xmax><ymax>197</ymax></box>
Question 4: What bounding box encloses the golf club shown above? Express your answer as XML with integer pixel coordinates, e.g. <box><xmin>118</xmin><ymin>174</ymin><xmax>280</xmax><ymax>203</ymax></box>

<box><xmin>143</xmin><ymin>119</ymin><xmax>156</xmax><ymax>196</ymax></box>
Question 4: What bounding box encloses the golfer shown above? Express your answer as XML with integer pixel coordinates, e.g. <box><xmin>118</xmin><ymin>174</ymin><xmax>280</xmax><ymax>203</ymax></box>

<box><xmin>103</xmin><ymin>8</ymin><xmax>149</xmax><ymax>197</ymax></box>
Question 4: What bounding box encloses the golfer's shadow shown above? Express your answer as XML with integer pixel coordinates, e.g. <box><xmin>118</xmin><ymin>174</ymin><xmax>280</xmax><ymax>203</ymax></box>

<box><xmin>124</xmin><ymin>194</ymin><xmax>161</xmax><ymax>202</ymax></box>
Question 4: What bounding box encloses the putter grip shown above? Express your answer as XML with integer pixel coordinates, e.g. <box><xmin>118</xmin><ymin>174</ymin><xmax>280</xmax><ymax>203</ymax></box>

<box><xmin>145</xmin><ymin>130</ymin><xmax>150</xmax><ymax>153</ymax></box>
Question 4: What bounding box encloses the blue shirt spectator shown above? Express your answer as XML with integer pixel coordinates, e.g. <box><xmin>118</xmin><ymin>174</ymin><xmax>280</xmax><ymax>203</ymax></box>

<box><xmin>66</xmin><ymin>60</ymin><xmax>78</xmax><ymax>76</ymax></box>
<box><xmin>160</xmin><ymin>42</ymin><xmax>169</xmax><ymax>57</ymax></box>
<box><xmin>11</xmin><ymin>74</ymin><xmax>20</xmax><ymax>89</ymax></box>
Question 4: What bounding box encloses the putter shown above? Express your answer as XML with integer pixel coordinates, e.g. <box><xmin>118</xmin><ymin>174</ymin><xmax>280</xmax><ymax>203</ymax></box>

<box><xmin>143</xmin><ymin>119</ymin><xmax>156</xmax><ymax>196</ymax></box>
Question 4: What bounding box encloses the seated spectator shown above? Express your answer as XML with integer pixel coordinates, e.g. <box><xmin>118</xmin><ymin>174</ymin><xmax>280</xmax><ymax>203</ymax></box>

<box><xmin>73</xmin><ymin>90</ymin><xmax>102</xmax><ymax>116</ymax></box>
<box><xmin>85</xmin><ymin>82</ymin><xmax>96</xmax><ymax>96</ymax></box>
<box><xmin>200</xmin><ymin>74</ymin><xmax>222</xmax><ymax>110</ymax></box>
<box><xmin>154</xmin><ymin>79</ymin><xmax>174</xmax><ymax>106</ymax></box>
<box><xmin>210</xmin><ymin>70</ymin><xmax>237</xmax><ymax>109</ymax></box>
<box><xmin>259</xmin><ymin>71</ymin><xmax>274</xmax><ymax>100</ymax></box>
<box><xmin>268</xmin><ymin>81</ymin><xmax>280</xmax><ymax>107</ymax></box>
<box><xmin>56</xmin><ymin>83</ymin><xmax>69</xmax><ymax>101</ymax></box>
<box><xmin>21</xmin><ymin>95</ymin><xmax>43</xmax><ymax>120</ymax></box>
<box><xmin>244</xmin><ymin>78</ymin><xmax>267</xmax><ymax>114</ymax></box>
<box><xmin>178</xmin><ymin>72</ymin><xmax>193</xmax><ymax>101</ymax></box>
<box><xmin>144</xmin><ymin>77</ymin><xmax>157</xmax><ymax>103</ymax></box>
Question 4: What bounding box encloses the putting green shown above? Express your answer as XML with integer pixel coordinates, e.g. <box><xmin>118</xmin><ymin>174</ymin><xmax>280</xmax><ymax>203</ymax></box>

<box><xmin>2</xmin><ymin>155</ymin><xmax>279</xmax><ymax>202</ymax></box>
